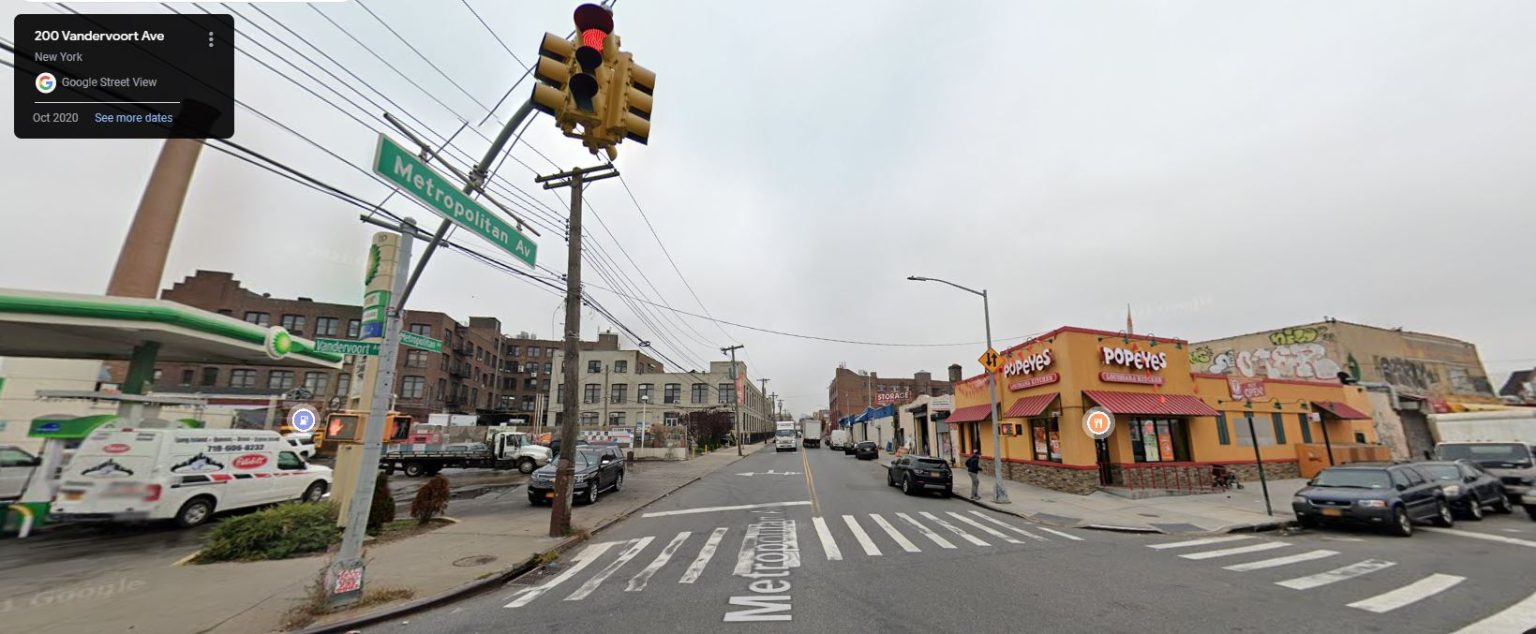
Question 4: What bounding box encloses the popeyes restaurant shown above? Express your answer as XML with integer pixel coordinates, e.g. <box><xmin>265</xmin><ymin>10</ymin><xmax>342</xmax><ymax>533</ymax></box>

<box><xmin>947</xmin><ymin>327</ymin><xmax>1385</xmax><ymax>495</ymax></box>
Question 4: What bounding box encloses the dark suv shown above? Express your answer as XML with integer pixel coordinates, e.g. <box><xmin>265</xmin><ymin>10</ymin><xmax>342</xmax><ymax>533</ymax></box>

<box><xmin>1292</xmin><ymin>463</ymin><xmax>1454</xmax><ymax>536</ymax></box>
<box><xmin>888</xmin><ymin>455</ymin><xmax>953</xmax><ymax>497</ymax></box>
<box><xmin>527</xmin><ymin>447</ymin><xmax>624</xmax><ymax>506</ymax></box>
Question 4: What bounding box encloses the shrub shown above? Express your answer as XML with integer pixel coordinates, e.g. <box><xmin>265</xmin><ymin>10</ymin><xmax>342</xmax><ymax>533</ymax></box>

<box><xmin>196</xmin><ymin>502</ymin><xmax>338</xmax><ymax>563</ymax></box>
<box><xmin>410</xmin><ymin>475</ymin><xmax>450</xmax><ymax>525</ymax></box>
<box><xmin>367</xmin><ymin>472</ymin><xmax>396</xmax><ymax>536</ymax></box>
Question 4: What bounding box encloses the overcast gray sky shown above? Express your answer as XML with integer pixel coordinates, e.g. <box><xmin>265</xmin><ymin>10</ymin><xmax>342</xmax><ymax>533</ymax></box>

<box><xmin>4</xmin><ymin>0</ymin><xmax>1534</xmax><ymax>413</ymax></box>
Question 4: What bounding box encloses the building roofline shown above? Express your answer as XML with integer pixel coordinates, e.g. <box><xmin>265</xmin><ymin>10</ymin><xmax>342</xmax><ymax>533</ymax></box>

<box><xmin>1191</xmin><ymin>318</ymin><xmax>1479</xmax><ymax>347</ymax></box>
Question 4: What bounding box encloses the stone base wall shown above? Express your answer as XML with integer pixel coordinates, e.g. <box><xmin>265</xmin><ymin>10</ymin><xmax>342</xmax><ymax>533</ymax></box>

<box><xmin>1225</xmin><ymin>460</ymin><xmax>1301</xmax><ymax>482</ymax></box>
<box><xmin>976</xmin><ymin>456</ymin><xmax>1302</xmax><ymax>496</ymax></box>
<box><xmin>975</xmin><ymin>458</ymin><xmax>1100</xmax><ymax>495</ymax></box>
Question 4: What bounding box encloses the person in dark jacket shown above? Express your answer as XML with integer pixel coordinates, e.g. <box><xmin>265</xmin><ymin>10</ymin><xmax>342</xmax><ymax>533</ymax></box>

<box><xmin>965</xmin><ymin>448</ymin><xmax>982</xmax><ymax>500</ymax></box>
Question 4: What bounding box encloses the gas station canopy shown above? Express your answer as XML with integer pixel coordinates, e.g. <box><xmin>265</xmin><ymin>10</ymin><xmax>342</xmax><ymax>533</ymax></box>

<box><xmin>0</xmin><ymin>288</ymin><xmax>343</xmax><ymax>368</ymax></box>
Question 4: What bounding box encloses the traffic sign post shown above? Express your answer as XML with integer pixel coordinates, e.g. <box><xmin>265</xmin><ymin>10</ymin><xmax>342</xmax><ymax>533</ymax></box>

<box><xmin>288</xmin><ymin>406</ymin><xmax>319</xmax><ymax>434</ymax></box>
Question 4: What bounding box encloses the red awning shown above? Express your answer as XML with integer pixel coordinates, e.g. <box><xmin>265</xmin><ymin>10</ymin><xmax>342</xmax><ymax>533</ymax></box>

<box><xmin>946</xmin><ymin>404</ymin><xmax>993</xmax><ymax>423</ymax></box>
<box><xmin>1003</xmin><ymin>393</ymin><xmax>1058</xmax><ymax>419</ymax></box>
<box><xmin>1082</xmin><ymin>390</ymin><xmax>1218</xmax><ymax>416</ymax></box>
<box><xmin>1313</xmin><ymin>400</ymin><xmax>1371</xmax><ymax>420</ymax></box>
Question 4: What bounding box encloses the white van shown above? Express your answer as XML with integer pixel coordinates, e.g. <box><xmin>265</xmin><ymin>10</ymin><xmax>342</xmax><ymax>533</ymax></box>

<box><xmin>52</xmin><ymin>427</ymin><xmax>333</xmax><ymax>528</ymax></box>
<box><xmin>828</xmin><ymin>429</ymin><xmax>852</xmax><ymax>451</ymax></box>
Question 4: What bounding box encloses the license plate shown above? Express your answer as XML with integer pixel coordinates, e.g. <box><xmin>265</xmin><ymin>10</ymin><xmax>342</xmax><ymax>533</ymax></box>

<box><xmin>545</xmin><ymin>492</ymin><xmax>555</xmax><ymax>499</ymax></box>
<box><xmin>1321</xmin><ymin>508</ymin><xmax>1343</xmax><ymax>517</ymax></box>
<box><xmin>63</xmin><ymin>491</ymin><xmax>83</xmax><ymax>501</ymax></box>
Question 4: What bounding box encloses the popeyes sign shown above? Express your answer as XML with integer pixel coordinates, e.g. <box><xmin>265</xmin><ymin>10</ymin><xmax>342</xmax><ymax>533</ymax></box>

<box><xmin>1101</xmin><ymin>346</ymin><xmax>1168</xmax><ymax>372</ymax></box>
<box><xmin>1002</xmin><ymin>349</ymin><xmax>1053</xmax><ymax>377</ymax></box>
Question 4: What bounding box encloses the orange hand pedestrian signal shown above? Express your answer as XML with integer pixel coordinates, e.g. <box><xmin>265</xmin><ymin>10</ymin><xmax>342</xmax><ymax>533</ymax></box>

<box><xmin>979</xmin><ymin>347</ymin><xmax>1002</xmax><ymax>374</ymax></box>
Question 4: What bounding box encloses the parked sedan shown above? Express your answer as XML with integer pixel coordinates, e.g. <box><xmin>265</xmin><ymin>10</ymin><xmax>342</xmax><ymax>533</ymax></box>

<box><xmin>526</xmin><ymin>447</ymin><xmax>624</xmax><ymax>505</ymax></box>
<box><xmin>854</xmin><ymin>441</ymin><xmax>879</xmax><ymax>460</ymax></box>
<box><xmin>1415</xmin><ymin>460</ymin><xmax>1511</xmax><ymax>520</ymax></box>
<box><xmin>1292</xmin><ymin>463</ymin><xmax>1454</xmax><ymax>536</ymax></box>
<box><xmin>888</xmin><ymin>455</ymin><xmax>953</xmax><ymax>497</ymax></box>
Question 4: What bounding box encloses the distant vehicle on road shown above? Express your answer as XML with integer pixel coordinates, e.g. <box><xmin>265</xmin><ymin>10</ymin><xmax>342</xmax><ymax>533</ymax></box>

<box><xmin>854</xmin><ymin>441</ymin><xmax>879</xmax><ymax>460</ymax></box>
<box><xmin>774</xmin><ymin>421</ymin><xmax>798</xmax><ymax>452</ymax></box>
<box><xmin>828</xmin><ymin>429</ymin><xmax>852</xmax><ymax>451</ymax></box>
<box><xmin>888</xmin><ymin>455</ymin><xmax>953</xmax><ymax>497</ymax></box>
<box><xmin>527</xmin><ymin>446</ymin><xmax>624</xmax><ymax>506</ymax></box>
<box><xmin>383</xmin><ymin>429</ymin><xmax>551</xmax><ymax>477</ymax></box>
<box><xmin>0</xmin><ymin>445</ymin><xmax>41</xmax><ymax>501</ymax></box>
<box><xmin>282</xmin><ymin>433</ymin><xmax>316</xmax><ymax>460</ymax></box>
<box><xmin>801</xmin><ymin>418</ymin><xmax>822</xmax><ymax>448</ymax></box>
<box><xmin>1415</xmin><ymin>460</ymin><xmax>1511</xmax><ymax>520</ymax></box>
<box><xmin>51</xmin><ymin>427</ymin><xmax>331</xmax><ymax>528</ymax></box>
<box><xmin>1292</xmin><ymin>463</ymin><xmax>1454</xmax><ymax>536</ymax></box>
<box><xmin>1433</xmin><ymin>442</ymin><xmax>1534</xmax><ymax>509</ymax></box>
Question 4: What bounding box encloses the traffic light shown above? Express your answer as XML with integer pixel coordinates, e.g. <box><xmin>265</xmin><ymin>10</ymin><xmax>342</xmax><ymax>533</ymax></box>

<box><xmin>530</xmin><ymin>3</ymin><xmax>653</xmax><ymax>158</ymax></box>
<box><xmin>327</xmin><ymin>413</ymin><xmax>362</xmax><ymax>443</ymax></box>
<box><xmin>385</xmin><ymin>414</ymin><xmax>412</xmax><ymax>442</ymax></box>
<box><xmin>598</xmin><ymin>52</ymin><xmax>654</xmax><ymax>150</ymax></box>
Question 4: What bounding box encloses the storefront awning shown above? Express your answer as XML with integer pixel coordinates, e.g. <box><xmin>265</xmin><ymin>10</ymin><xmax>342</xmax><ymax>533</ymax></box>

<box><xmin>1002</xmin><ymin>392</ymin><xmax>1058</xmax><ymax>419</ymax></box>
<box><xmin>1312</xmin><ymin>400</ymin><xmax>1371</xmax><ymax>420</ymax></box>
<box><xmin>946</xmin><ymin>404</ymin><xmax>993</xmax><ymax>423</ymax></box>
<box><xmin>1083</xmin><ymin>390</ymin><xmax>1218</xmax><ymax>416</ymax></box>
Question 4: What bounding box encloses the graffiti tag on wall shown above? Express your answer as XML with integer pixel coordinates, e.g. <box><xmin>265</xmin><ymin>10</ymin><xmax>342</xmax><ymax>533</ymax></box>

<box><xmin>1268</xmin><ymin>326</ymin><xmax>1329</xmax><ymax>346</ymax></box>
<box><xmin>1375</xmin><ymin>356</ymin><xmax>1439</xmax><ymax>392</ymax></box>
<box><xmin>1235</xmin><ymin>344</ymin><xmax>1341</xmax><ymax>379</ymax></box>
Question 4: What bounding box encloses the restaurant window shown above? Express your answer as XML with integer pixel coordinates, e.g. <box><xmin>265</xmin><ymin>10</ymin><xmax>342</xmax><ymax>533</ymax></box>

<box><xmin>1029</xmin><ymin>417</ymin><xmax>1061</xmax><ymax>462</ymax></box>
<box><xmin>1235</xmin><ymin>412</ymin><xmax>1276</xmax><ymax>447</ymax></box>
<box><xmin>1298</xmin><ymin>413</ymin><xmax>1313</xmax><ymax>443</ymax></box>
<box><xmin>347</xmin><ymin>319</ymin><xmax>361</xmax><ymax>338</ymax></box>
<box><xmin>1271</xmin><ymin>412</ymin><xmax>1287</xmax><ymax>444</ymax></box>
<box><xmin>280</xmin><ymin>314</ymin><xmax>306</xmax><ymax>333</ymax></box>
<box><xmin>229</xmin><ymin>369</ymin><xmax>256</xmax><ymax>388</ymax></box>
<box><xmin>337</xmin><ymin>373</ymin><xmax>351</xmax><ymax>397</ymax></box>
<box><xmin>316</xmin><ymin>317</ymin><xmax>339</xmax><ymax>337</ymax></box>
<box><xmin>268</xmin><ymin>370</ymin><xmax>295</xmax><ymax>391</ymax></box>
<box><xmin>1128</xmin><ymin>418</ymin><xmax>1191</xmax><ymax>463</ymax></box>
<box><xmin>664</xmin><ymin>383</ymin><xmax>681</xmax><ymax>404</ymax></box>
<box><xmin>1216</xmin><ymin>412</ymin><xmax>1231</xmax><ymax>445</ymax></box>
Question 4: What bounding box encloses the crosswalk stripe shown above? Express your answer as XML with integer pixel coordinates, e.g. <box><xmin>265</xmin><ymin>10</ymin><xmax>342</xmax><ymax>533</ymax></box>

<box><xmin>896</xmin><ymin>512</ymin><xmax>955</xmax><ymax>549</ymax></box>
<box><xmin>627</xmin><ymin>532</ymin><xmax>690</xmax><ymax>592</ymax></box>
<box><xmin>868</xmin><ymin>513</ymin><xmax>920</xmax><ymax>553</ymax></box>
<box><xmin>1179</xmin><ymin>541</ymin><xmax>1289</xmax><ymax>560</ymax></box>
<box><xmin>1453</xmin><ymin>589</ymin><xmax>1536</xmax><ymax>633</ymax></box>
<box><xmin>1277</xmin><ymin>559</ymin><xmax>1395</xmax><ymax>590</ymax></box>
<box><xmin>947</xmin><ymin>512</ymin><xmax>1024</xmax><ymax>544</ymax></box>
<box><xmin>1347</xmin><ymin>573</ymin><xmax>1465</xmax><ymax>613</ymax></box>
<box><xmin>966</xmin><ymin>511</ymin><xmax>1048</xmax><ymax>541</ymax></box>
<box><xmin>680</xmin><ymin>527</ymin><xmax>727</xmax><ymax>584</ymax></box>
<box><xmin>812</xmin><ymin>516</ymin><xmax>843</xmax><ymax>561</ymax></box>
<box><xmin>1222</xmin><ymin>549</ymin><xmax>1339</xmax><ymax>572</ymax></box>
<box><xmin>842</xmin><ymin>515</ymin><xmax>882</xmax><ymax>556</ymax></box>
<box><xmin>506</xmin><ymin>541</ymin><xmax>617</xmax><ymax>608</ymax></box>
<box><xmin>566</xmin><ymin>537</ymin><xmax>653</xmax><ymax>601</ymax></box>
<box><xmin>1032</xmin><ymin>526</ymin><xmax>1084</xmax><ymax>541</ymax></box>
<box><xmin>734</xmin><ymin>524</ymin><xmax>762</xmax><ymax>575</ymax></box>
<box><xmin>1147</xmin><ymin>535</ymin><xmax>1252</xmax><ymax>550</ymax></box>
<box><xmin>1421</xmin><ymin>527</ymin><xmax>1536</xmax><ymax>549</ymax></box>
<box><xmin>919</xmin><ymin>511</ymin><xmax>989</xmax><ymax>547</ymax></box>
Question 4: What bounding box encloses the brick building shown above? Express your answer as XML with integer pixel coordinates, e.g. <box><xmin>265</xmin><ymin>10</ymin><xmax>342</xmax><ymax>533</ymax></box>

<box><xmin>109</xmin><ymin>270</ymin><xmax>616</xmax><ymax>426</ymax></box>
<box><xmin>826</xmin><ymin>364</ymin><xmax>959</xmax><ymax>425</ymax></box>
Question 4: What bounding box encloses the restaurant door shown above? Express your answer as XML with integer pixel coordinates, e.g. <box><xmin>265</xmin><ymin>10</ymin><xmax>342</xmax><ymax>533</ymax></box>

<box><xmin>1095</xmin><ymin>439</ymin><xmax>1112</xmax><ymax>486</ymax></box>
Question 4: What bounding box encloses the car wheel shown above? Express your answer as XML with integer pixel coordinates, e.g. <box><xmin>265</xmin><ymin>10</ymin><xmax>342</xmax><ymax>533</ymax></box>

<box><xmin>887</xmin><ymin>471</ymin><xmax>895</xmax><ymax>487</ymax></box>
<box><xmin>302</xmin><ymin>481</ymin><xmax>328</xmax><ymax>503</ymax></box>
<box><xmin>942</xmin><ymin>487</ymin><xmax>953</xmax><ymax>498</ymax></box>
<box><xmin>587</xmin><ymin>484</ymin><xmax>600</xmax><ymax>505</ymax></box>
<box><xmin>1490</xmin><ymin>494</ymin><xmax>1512</xmax><ymax>514</ymax></box>
<box><xmin>1433</xmin><ymin>499</ymin><xmax>1455</xmax><ymax>527</ymax></box>
<box><xmin>1526</xmin><ymin>505</ymin><xmax>1536</xmax><ymax>522</ymax></box>
<box><xmin>1465</xmin><ymin>497</ymin><xmax>1485</xmax><ymax>521</ymax></box>
<box><xmin>528</xmin><ymin>495</ymin><xmax>542</xmax><ymax>506</ymax></box>
<box><xmin>518</xmin><ymin>459</ymin><xmax>536</xmax><ymax>474</ymax></box>
<box><xmin>613</xmin><ymin>471</ymin><xmax>624</xmax><ymax>492</ymax></box>
<box><xmin>1296</xmin><ymin>515</ymin><xmax>1318</xmax><ymax>529</ymax></box>
<box><xmin>902</xmin><ymin>476</ymin><xmax>915</xmax><ymax>496</ymax></box>
<box><xmin>1389</xmin><ymin>505</ymin><xmax>1413</xmax><ymax>537</ymax></box>
<box><xmin>175</xmin><ymin>497</ymin><xmax>215</xmax><ymax>529</ymax></box>
<box><xmin>404</xmin><ymin>463</ymin><xmax>426</xmax><ymax>478</ymax></box>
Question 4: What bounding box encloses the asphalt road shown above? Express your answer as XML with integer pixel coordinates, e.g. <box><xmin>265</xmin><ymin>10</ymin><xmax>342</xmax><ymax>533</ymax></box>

<box><xmin>361</xmin><ymin>446</ymin><xmax>1536</xmax><ymax>633</ymax></box>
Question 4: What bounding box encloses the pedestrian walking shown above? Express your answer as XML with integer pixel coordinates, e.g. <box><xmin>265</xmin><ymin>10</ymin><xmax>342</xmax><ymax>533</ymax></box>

<box><xmin>965</xmin><ymin>448</ymin><xmax>982</xmax><ymax>500</ymax></box>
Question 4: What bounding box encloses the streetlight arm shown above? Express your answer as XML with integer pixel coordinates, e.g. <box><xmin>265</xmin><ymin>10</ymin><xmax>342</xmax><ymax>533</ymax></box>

<box><xmin>907</xmin><ymin>275</ymin><xmax>984</xmax><ymax>298</ymax></box>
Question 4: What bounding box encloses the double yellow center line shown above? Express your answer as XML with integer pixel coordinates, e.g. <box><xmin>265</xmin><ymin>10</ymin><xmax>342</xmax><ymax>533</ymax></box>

<box><xmin>799</xmin><ymin>444</ymin><xmax>822</xmax><ymax>516</ymax></box>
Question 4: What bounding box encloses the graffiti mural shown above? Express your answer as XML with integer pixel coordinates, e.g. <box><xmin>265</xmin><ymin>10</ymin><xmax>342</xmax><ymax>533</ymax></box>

<box><xmin>1189</xmin><ymin>346</ymin><xmax>1214</xmax><ymax>366</ymax></box>
<box><xmin>1208</xmin><ymin>350</ymin><xmax>1235</xmax><ymax>374</ymax></box>
<box><xmin>1267</xmin><ymin>326</ymin><xmax>1329</xmax><ymax>346</ymax></box>
<box><xmin>1375</xmin><ymin>356</ymin><xmax>1440</xmax><ymax>392</ymax></box>
<box><xmin>1234</xmin><ymin>344</ymin><xmax>1341</xmax><ymax>379</ymax></box>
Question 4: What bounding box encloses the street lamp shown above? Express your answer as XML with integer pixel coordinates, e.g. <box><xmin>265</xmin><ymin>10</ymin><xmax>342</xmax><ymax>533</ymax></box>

<box><xmin>639</xmin><ymin>394</ymin><xmax>649</xmax><ymax>449</ymax></box>
<box><xmin>907</xmin><ymin>275</ymin><xmax>1011</xmax><ymax>504</ymax></box>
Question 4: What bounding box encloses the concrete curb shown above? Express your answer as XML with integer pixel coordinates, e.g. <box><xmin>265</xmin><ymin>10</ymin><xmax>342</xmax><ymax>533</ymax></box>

<box><xmin>297</xmin><ymin>447</ymin><xmax>761</xmax><ymax>634</ymax></box>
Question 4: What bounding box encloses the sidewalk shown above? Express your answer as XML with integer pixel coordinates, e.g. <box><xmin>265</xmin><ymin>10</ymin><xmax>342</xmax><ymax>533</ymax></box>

<box><xmin>1</xmin><ymin>445</ymin><xmax>761</xmax><ymax>634</ymax></box>
<box><xmin>961</xmin><ymin>467</ymin><xmax>1306</xmax><ymax>534</ymax></box>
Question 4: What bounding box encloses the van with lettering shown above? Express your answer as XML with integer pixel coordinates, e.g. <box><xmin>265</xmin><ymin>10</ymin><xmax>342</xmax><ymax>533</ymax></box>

<box><xmin>51</xmin><ymin>427</ymin><xmax>332</xmax><ymax>528</ymax></box>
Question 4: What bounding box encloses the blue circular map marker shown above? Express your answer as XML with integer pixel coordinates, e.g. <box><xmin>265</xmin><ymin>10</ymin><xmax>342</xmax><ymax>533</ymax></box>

<box><xmin>289</xmin><ymin>406</ymin><xmax>318</xmax><ymax>434</ymax></box>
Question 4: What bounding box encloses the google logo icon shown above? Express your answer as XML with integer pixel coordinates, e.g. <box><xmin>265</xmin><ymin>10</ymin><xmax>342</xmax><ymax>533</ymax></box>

<box><xmin>35</xmin><ymin>73</ymin><xmax>57</xmax><ymax>94</ymax></box>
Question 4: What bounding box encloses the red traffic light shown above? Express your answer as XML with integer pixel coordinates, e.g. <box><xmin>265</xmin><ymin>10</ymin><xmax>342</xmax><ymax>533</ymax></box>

<box><xmin>573</xmin><ymin>3</ymin><xmax>613</xmax><ymax>33</ymax></box>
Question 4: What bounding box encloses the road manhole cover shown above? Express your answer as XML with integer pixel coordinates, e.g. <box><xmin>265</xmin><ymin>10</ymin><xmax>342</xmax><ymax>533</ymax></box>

<box><xmin>453</xmin><ymin>555</ymin><xmax>498</xmax><ymax>568</ymax></box>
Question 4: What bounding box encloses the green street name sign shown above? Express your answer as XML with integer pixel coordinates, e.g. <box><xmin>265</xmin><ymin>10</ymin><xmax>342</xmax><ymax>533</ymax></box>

<box><xmin>372</xmin><ymin>134</ymin><xmax>538</xmax><ymax>267</ymax></box>
<box><xmin>314</xmin><ymin>338</ymin><xmax>381</xmax><ymax>356</ymax></box>
<box><xmin>400</xmin><ymin>331</ymin><xmax>443</xmax><ymax>353</ymax></box>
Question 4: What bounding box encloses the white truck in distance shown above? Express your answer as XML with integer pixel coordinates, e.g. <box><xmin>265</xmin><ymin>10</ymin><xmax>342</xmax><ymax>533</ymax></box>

<box><xmin>774</xmin><ymin>421</ymin><xmax>798</xmax><ymax>452</ymax></box>
<box><xmin>381</xmin><ymin>428</ymin><xmax>550</xmax><ymax>477</ymax></box>
<box><xmin>801</xmin><ymin>418</ymin><xmax>822</xmax><ymax>448</ymax></box>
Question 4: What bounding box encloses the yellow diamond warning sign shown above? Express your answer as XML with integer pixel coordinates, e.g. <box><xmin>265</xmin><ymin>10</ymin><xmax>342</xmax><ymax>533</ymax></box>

<box><xmin>979</xmin><ymin>347</ymin><xmax>1002</xmax><ymax>374</ymax></box>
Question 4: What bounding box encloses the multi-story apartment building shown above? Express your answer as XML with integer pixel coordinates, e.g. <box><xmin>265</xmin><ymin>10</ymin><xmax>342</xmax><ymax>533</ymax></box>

<box><xmin>109</xmin><ymin>270</ymin><xmax>615</xmax><ymax>425</ymax></box>
<box><xmin>546</xmin><ymin>349</ymin><xmax>772</xmax><ymax>439</ymax></box>
<box><xmin>827</xmin><ymin>365</ymin><xmax>959</xmax><ymax>425</ymax></box>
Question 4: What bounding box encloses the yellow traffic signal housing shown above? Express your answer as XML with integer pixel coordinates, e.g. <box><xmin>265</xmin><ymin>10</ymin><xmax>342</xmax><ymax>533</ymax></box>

<box><xmin>603</xmin><ymin>52</ymin><xmax>653</xmax><ymax>146</ymax></box>
<box><xmin>322</xmin><ymin>411</ymin><xmax>410</xmax><ymax>445</ymax></box>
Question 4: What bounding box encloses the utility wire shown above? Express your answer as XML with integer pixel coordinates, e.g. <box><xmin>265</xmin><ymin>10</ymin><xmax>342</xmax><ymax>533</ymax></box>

<box><xmin>352</xmin><ymin>0</ymin><xmax>497</xmax><ymax>120</ymax></box>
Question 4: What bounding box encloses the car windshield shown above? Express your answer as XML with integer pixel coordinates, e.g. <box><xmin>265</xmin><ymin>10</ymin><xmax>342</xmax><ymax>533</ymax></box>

<box><xmin>775</xmin><ymin>430</ymin><xmax>795</xmax><ymax>438</ymax></box>
<box><xmin>1310</xmin><ymin>469</ymin><xmax>1392</xmax><ymax>489</ymax></box>
<box><xmin>914</xmin><ymin>459</ymin><xmax>949</xmax><ymax>470</ymax></box>
<box><xmin>1419</xmin><ymin>465</ymin><xmax>1462</xmax><ymax>481</ymax></box>
<box><xmin>1437</xmin><ymin>443</ymin><xmax>1532</xmax><ymax>467</ymax></box>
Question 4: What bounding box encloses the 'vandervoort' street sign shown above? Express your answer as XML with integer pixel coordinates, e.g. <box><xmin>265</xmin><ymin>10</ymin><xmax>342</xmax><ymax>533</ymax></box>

<box><xmin>314</xmin><ymin>338</ymin><xmax>381</xmax><ymax>356</ymax></box>
<box><xmin>372</xmin><ymin>134</ymin><xmax>538</xmax><ymax>267</ymax></box>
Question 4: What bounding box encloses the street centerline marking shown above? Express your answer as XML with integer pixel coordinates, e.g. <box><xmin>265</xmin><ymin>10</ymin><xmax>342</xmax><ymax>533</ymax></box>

<box><xmin>641</xmin><ymin>501</ymin><xmax>811</xmax><ymax>518</ymax></box>
<box><xmin>800</xmin><ymin>443</ymin><xmax>821</xmax><ymax>516</ymax></box>
<box><xmin>1348</xmin><ymin>573</ymin><xmax>1465</xmax><ymax>614</ymax></box>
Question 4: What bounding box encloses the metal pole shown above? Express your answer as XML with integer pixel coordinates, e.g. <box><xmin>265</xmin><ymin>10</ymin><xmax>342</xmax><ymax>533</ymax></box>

<box><xmin>983</xmin><ymin>289</ymin><xmax>1010</xmax><ymax>504</ymax></box>
<box><xmin>1246</xmin><ymin>414</ymin><xmax>1274</xmax><ymax>516</ymax></box>
<box><xmin>328</xmin><ymin>217</ymin><xmax>415</xmax><ymax>607</ymax></box>
<box><xmin>723</xmin><ymin>345</ymin><xmax>743</xmax><ymax>455</ymax></box>
<box><xmin>1318</xmin><ymin>415</ymin><xmax>1336</xmax><ymax>466</ymax></box>
<box><xmin>550</xmin><ymin>168</ymin><xmax>586</xmax><ymax>538</ymax></box>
